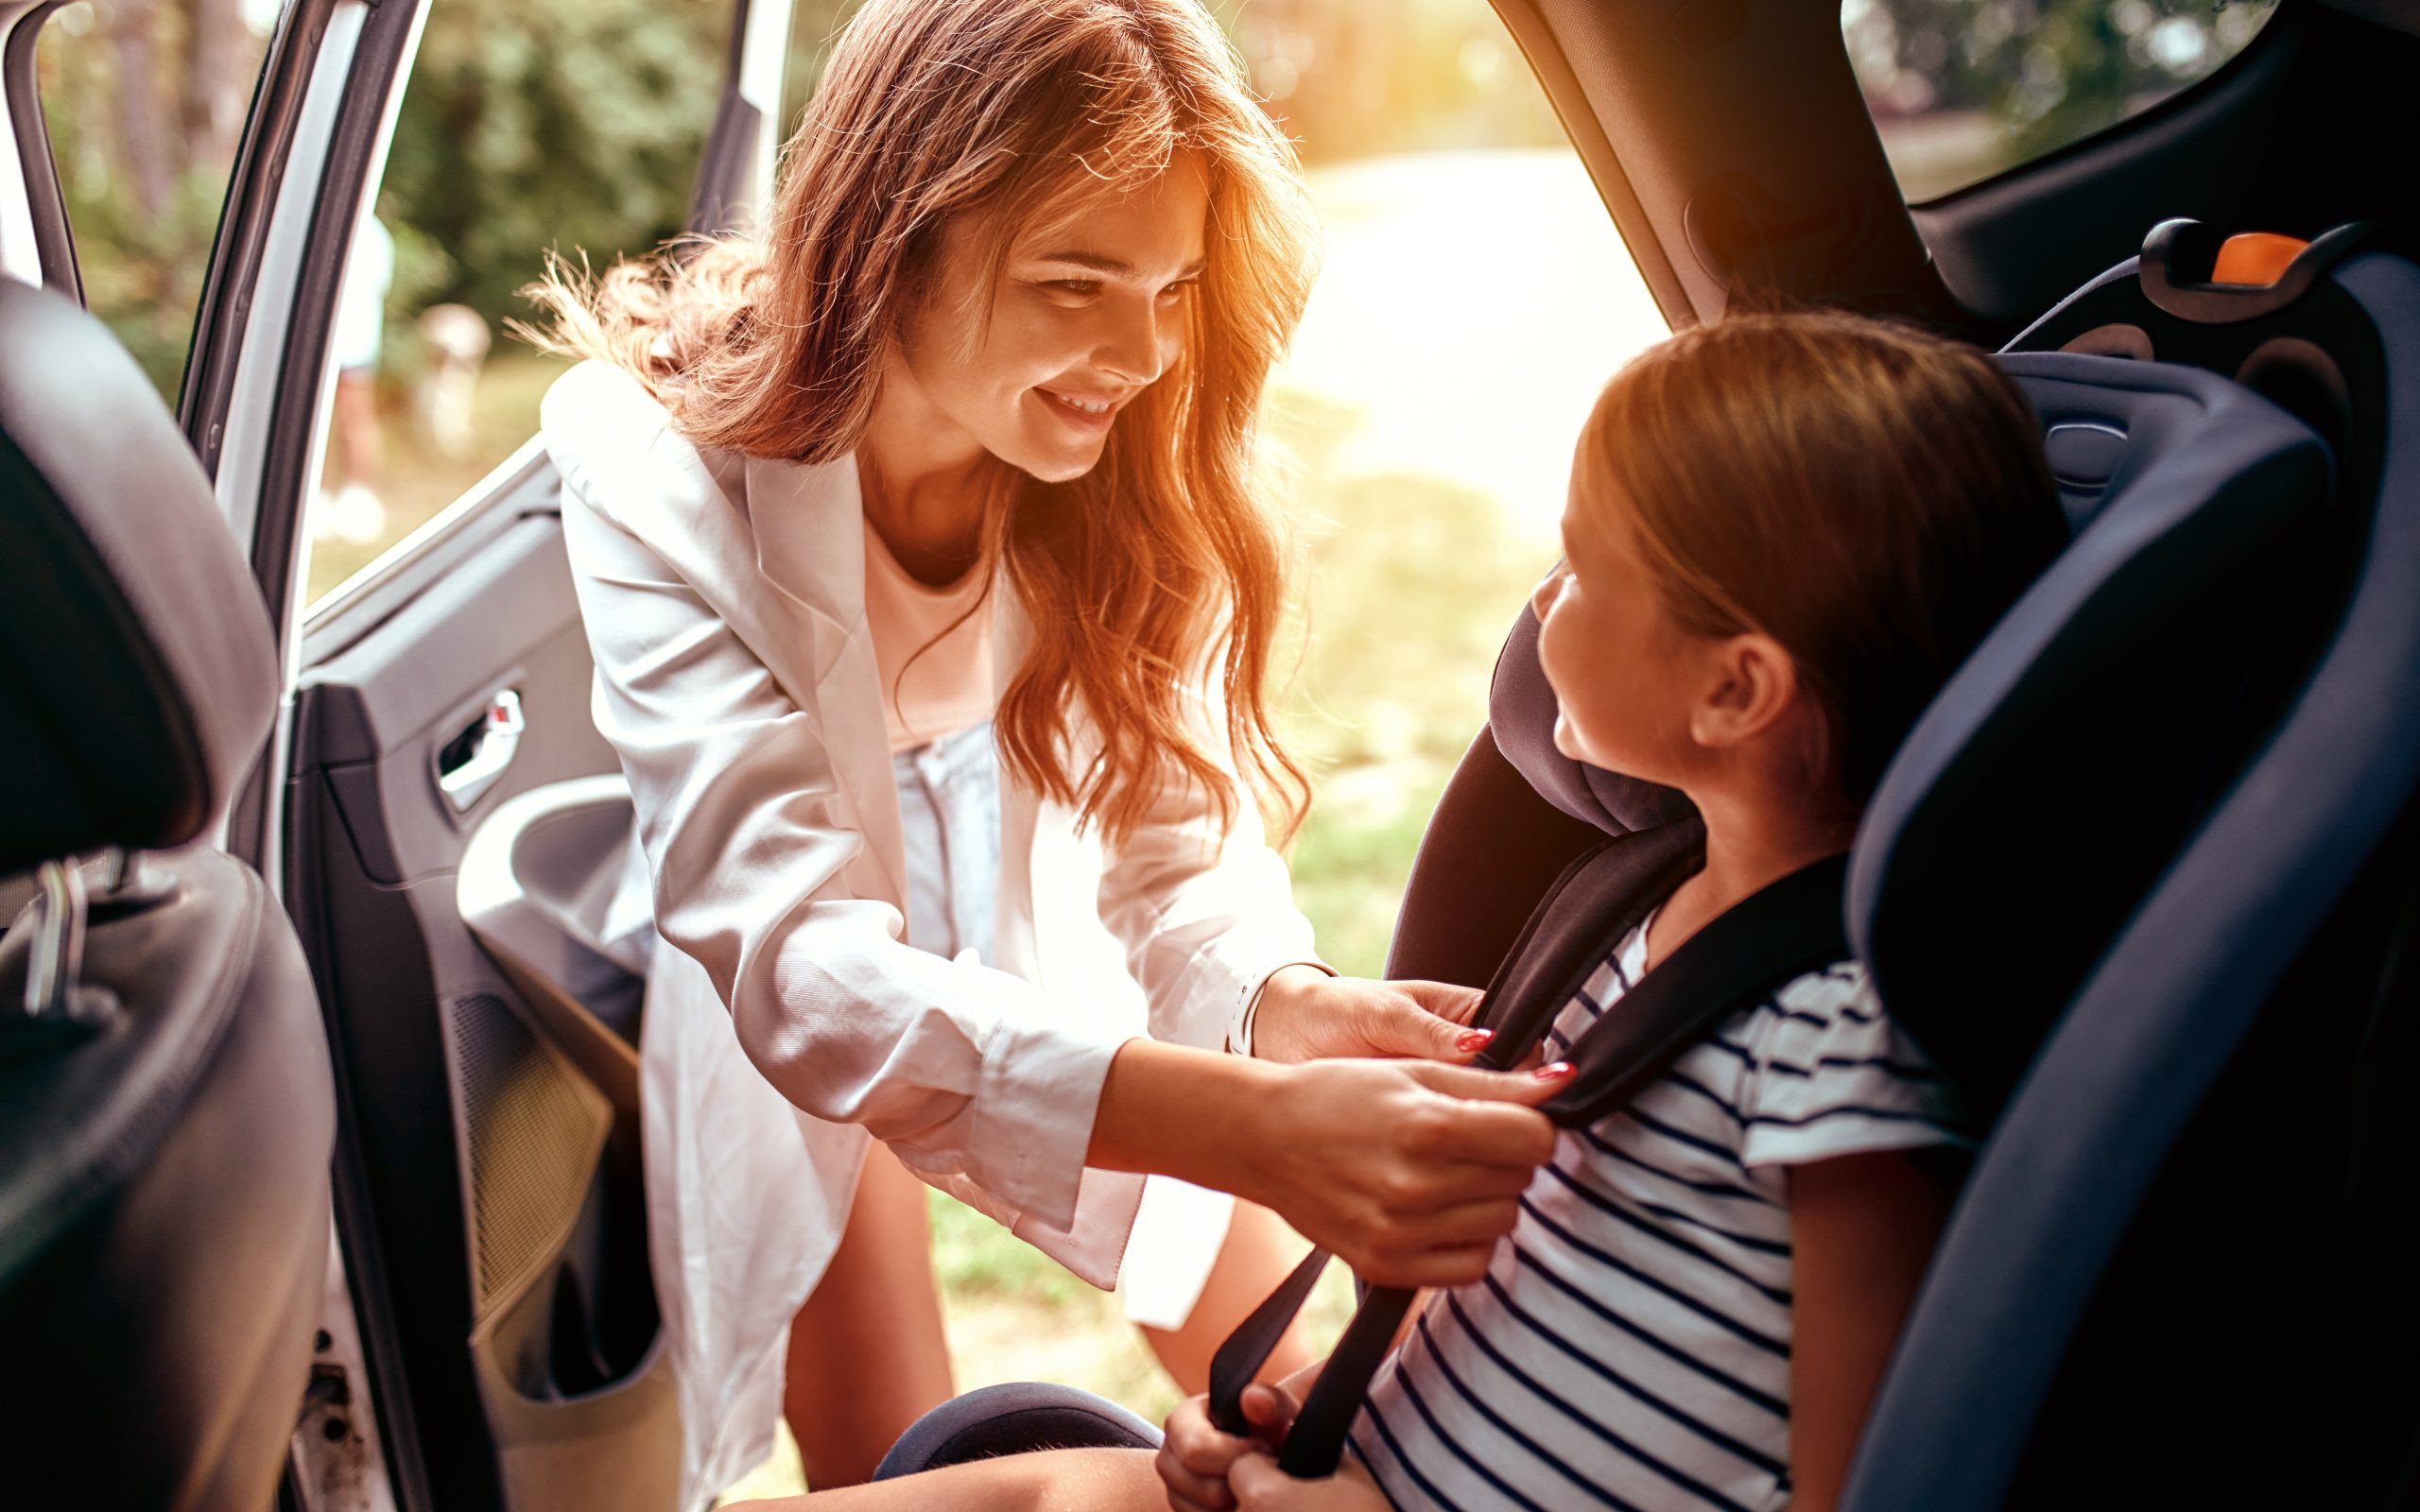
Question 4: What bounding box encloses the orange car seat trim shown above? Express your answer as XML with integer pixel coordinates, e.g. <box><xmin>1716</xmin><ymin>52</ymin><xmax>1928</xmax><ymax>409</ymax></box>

<box><xmin>2211</xmin><ymin>232</ymin><xmax>2309</xmax><ymax>287</ymax></box>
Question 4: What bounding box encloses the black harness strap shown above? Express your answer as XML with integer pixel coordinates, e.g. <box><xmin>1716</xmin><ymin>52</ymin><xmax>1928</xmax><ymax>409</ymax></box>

<box><xmin>1208</xmin><ymin>822</ymin><xmax>1853</xmax><ymax>1481</ymax></box>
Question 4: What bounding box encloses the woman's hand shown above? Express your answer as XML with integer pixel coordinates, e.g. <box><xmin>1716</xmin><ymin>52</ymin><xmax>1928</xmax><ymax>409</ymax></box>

<box><xmin>1250</xmin><ymin>1056</ymin><xmax>1564</xmax><ymax>1285</ymax></box>
<box><xmin>1157</xmin><ymin>1383</ymin><xmax>1303</xmax><ymax>1512</ymax></box>
<box><xmin>1089</xmin><ymin>1041</ymin><xmax>1568</xmax><ymax>1288</ymax></box>
<box><xmin>1228</xmin><ymin>1452</ymin><xmax>1392</xmax><ymax>1511</ymax></box>
<box><xmin>1250</xmin><ymin>967</ymin><xmax>1487</xmax><ymax>1064</ymax></box>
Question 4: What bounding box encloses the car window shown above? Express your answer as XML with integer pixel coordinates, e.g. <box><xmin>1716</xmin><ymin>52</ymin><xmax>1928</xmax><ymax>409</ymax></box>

<box><xmin>302</xmin><ymin>0</ymin><xmax>731</xmax><ymax>604</ymax></box>
<box><xmin>1844</xmin><ymin>0</ymin><xmax>2281</xmax><ymax>204</ymax></box>
<box><xmin>32</xmin><ymin>0</ymin><xmax>278</xmax><ymax>404</ymax></box>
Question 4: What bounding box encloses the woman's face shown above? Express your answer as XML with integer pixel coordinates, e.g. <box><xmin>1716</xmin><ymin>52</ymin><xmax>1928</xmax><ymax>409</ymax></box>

<box><xmin>1532</xmin><ymin>483</ymin><xmax>1709</xmax><ymax>785</ymax></box>
<box><xmin>890</xmin><ymin>154</ymin><xmax>1210</xmax><ymax>484</ymax></box>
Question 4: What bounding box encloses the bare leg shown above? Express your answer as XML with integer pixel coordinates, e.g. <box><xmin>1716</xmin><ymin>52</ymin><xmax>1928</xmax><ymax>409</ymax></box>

<box><xmin>1138</xmin><ymin>1199</ymin><xmax>1322</xmax><ymax>1395</ymax></box>
<box><xmin>725</xmin><ymin>1447</ymin><xmax>1163</xmax><ymax>1512</ymax></box>
<box><xmin>786</xmin><ymin>1143</ymin><xmax>956</xmax><ymax>1489</ymax></box>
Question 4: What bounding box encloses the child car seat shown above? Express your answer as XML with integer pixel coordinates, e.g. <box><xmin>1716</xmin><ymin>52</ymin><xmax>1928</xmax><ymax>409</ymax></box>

<box><xmin>1841</xmin><ymin>227</ymin><xmax>2420</xmax><ymax>1512</ymax></box>
<box><xmin>1393</xmin><ymin>318</ymin><xmax>2358</xmax><ymax>1505</ymax></box>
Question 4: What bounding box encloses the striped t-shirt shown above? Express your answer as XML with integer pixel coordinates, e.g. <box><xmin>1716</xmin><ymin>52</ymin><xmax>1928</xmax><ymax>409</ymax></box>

<box><xmin>1351</xmin><ymin>914</ymin><xmax>1965</xmax><ymax>1512</ymax></box>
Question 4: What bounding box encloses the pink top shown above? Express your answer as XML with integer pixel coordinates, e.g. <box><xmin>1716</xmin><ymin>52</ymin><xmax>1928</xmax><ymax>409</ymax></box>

<box><xmin>864</xmin><ymin>523</ymin><xmax>994</xmax><ymax>752</ymax></box>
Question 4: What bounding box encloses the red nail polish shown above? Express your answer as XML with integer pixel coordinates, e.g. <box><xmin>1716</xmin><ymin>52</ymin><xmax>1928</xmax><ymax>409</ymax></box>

<box><xmin>1456</xmin><ymin>1028</ymin><xmax>1495</xmax><ymax>1052</ymax></box>
<box><xmin>1535</xmin><ymin>1060</ymin><xmax>1575</xmax><ymax>1081</ymax></box>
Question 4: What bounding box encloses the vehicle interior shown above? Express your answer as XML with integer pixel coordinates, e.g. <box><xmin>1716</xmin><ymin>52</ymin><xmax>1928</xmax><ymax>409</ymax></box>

<box><xmin>4</xmin><ymin>0</ymin><xmax>2419</xmax><ymax>1508</ymax></box>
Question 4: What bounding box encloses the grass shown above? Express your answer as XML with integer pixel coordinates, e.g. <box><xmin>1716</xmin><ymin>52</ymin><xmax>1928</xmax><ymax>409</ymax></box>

<box><xmin>1265</xmin><ymin>385</ymin><xmax>1558</xmax><ymax>976</ymax></box>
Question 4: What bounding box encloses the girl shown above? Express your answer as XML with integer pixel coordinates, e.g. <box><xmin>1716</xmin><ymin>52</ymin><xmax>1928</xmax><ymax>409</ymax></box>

<box><xmin>733</xmin><ymin>307</ymin><xmax>2067</xmax><ymax>1510</ymax></box>
<box><xmin>530</xmin><ymin>0</ymin><xmax>1562</xmax><ymax>1503</ymax></box>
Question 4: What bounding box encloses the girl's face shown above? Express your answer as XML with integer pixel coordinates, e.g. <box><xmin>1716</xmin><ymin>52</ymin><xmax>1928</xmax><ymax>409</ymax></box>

<box><xmin>890</xmin><ymin>154</ymin><xmax>1209</xmax><ymax>484</ymax></box>
<box><xmin>1532</xmin><ymin>482</ymin><xmax>1712</xmax><ymax>785</ymax></box>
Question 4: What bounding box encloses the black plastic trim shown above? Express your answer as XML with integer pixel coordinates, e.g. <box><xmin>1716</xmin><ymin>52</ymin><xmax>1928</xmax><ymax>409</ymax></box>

<box><xmin>178</xmin><ymin>0</ymin><xmax>332</xmax><ymax>474</ymax></box>
<box><xmin>2141</xmin><ymin>217</ymin><xmax>2372</xmax><ymax>324</ymax></box>
<box><xmin>5</xmin><ymin>2</ymin><xmax>79</xmax><ymax>301</ymax></box>
<box><xmin>244</xmin><ymin>0</ymin><xmax>424</xmax><ymax>633</ymax></box>
<box><xmin>685</xmin><ymin>91</ymin><xmax>764</xmax><ymax>238</ymax></box>
<box><xmin>281</xmin><ymin>764</ymin><xmax>451</xmax><ymax>1512</ymax></box>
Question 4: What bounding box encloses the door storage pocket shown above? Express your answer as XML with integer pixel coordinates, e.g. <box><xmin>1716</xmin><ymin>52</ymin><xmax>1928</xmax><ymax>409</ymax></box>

<box><xmin>451</xmin><ymin>984</ymin><xmax>679</xmax><ymax>1510</ymax></box>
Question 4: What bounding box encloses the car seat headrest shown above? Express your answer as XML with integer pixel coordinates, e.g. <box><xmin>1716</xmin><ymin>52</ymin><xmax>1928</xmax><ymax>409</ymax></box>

<box><xmin>1487</xmin><ymin>600</ymin><xmax>1693</xmax><ymax>837</ymax></box>
<box><xmin>1850</xmin><ymin>353</ymin><xmax>2336</xmax><ymax>1114</ymax></box>
<box><xmin>0</xmin><ymin>278</ymin><xmax>279</xmax><ymax>872</ymax></box>
<box><xmin>2011</xmin><ymin>220</ymin><xmax>2395</xmax><ymax>481</ymax></box>
<box><xmin>2138</xmin><ymin>219</ymin><xmax>2370</xmax><ymax>324</ymax></box>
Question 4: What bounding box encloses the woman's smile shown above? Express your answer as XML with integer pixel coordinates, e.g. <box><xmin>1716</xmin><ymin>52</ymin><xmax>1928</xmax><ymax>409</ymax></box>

<box><xmin>1035</xmin><ymin>385</ymin><xmax>1125</xmax><ymax>434</ymax></box>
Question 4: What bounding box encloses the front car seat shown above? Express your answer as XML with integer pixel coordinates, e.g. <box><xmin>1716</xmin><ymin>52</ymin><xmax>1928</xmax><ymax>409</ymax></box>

<box><xmin>0</xmin><ymin>277</ymin><xmax>336</xmax><ymax>1509</ymax></box>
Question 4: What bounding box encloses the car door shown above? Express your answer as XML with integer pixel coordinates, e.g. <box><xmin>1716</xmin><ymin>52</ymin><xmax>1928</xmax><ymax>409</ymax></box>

<box><xmin>153</xmin><ymin>1</ymin><xmax>799</xmax><ymax>1508</ymax></box>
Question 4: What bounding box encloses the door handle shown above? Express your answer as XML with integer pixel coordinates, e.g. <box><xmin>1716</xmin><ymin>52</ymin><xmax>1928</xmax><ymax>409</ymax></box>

<box><xmin>439</xmin><ymin>689</ymin><xmax>525</xmax><ymax>812</ymax></box>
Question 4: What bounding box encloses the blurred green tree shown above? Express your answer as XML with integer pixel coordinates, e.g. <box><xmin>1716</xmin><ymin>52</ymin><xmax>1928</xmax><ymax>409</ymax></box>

<box><xmin>381</xmin><ymin>0</ymin><xmax>727</xmax><ymax>328</ymax></box>
<box><xmin>40</xmin><ymin>0</ymin><xmax>266</xmax><ymax>401</ymax></box>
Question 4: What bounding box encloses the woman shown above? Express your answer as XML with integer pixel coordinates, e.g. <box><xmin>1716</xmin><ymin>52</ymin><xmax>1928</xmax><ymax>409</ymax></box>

<box><xmin>528</xmin><ymin>0</ymin><xmax>1562</xmax><ymax>1505</ymax></box>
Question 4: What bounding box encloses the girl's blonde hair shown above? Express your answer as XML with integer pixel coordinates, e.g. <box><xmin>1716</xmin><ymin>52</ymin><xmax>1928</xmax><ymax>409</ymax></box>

<box><xmin>1578</xmin><ymin>308</ymin><xmax>2066</xmax><ymax>801</ymax></box>
<box><xmin>524</xmin><ymin>0</ymin><xmax>1317</xmax><ymax>843</ymax></box>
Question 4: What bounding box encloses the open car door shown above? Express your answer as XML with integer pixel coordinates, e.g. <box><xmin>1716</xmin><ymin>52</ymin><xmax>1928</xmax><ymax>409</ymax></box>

<box><xmin>154</xmin><ymin>0</ymin><xmax>799</xmax><ymax>1507</ymax></box>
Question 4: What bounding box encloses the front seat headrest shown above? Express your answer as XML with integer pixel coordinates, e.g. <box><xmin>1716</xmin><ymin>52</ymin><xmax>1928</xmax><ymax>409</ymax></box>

<box><xmin>0</xmin><ymin>278</ymin><xmax>279</xmax><ymax>871</ymax></box>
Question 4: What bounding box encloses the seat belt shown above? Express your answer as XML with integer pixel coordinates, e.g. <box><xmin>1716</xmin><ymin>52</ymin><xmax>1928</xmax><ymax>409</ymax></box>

<box><xmin>1208</xmin><ymin>821</ymin><xmax>1852</xmax><ymax>1479</ymax></box>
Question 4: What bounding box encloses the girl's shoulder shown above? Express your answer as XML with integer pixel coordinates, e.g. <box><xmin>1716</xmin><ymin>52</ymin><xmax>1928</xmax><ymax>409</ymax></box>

<box><xmin>1724</xmin><ymin>960</ymin><xmax>1972</xmax><ymax>1171</ymax></box>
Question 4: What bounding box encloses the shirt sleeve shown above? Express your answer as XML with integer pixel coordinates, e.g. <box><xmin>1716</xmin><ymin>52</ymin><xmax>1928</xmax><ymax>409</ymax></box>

<box><xmin>1090</xmin><ymin>638</ymin><xmax>1323</xmax><ymax>1055</ymax></box>
<box><xmin>542</xmin><ymin>363</ymin><xmax>1132</xmax><ymax>1233</ymax></box>
<box><xmin>1737</xmin><ymin>963</ymin><xmax>1971</xmax><ymax>1173</ymax></box>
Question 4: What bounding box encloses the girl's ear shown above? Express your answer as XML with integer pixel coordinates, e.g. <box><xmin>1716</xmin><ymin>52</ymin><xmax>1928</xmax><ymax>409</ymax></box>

<box><xmin>1690</xmin><ymin>631</ymin><xmax>1802</xmax><ymax>751</ymax></box>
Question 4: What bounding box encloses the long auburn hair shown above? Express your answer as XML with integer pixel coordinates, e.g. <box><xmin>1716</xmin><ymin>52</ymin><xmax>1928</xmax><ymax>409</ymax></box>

<box><xmin>1578</xmin><ymin>308</ymin><xmax>2066</xmax><ymax>802</ymax></box>
<box><xmin>524</xmin><ymin>0</ymin><xmax>1317</xmax><ymax>843</ymax></box>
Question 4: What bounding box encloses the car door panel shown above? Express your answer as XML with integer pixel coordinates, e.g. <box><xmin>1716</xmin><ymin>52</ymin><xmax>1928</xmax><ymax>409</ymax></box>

<box><xmin>286</xmin><ymin>473</ymin><xmax>674</xmax><ymax>1512</ymax></box>
<box><xmin>259</xmin><ymin>3</ymin><xmax>798</xmax><ymax>1502</ymax></box>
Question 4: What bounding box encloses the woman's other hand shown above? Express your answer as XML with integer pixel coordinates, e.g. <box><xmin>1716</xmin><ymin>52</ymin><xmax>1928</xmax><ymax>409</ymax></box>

<box><xmin>1157</xmin><ymin>1383</ymin><xmax>1304</xmax><ymax>1512</ymax></box>
<box><xmin>1228</xmin><ymin>1452</ymin><xmax>1392</xmax><ymax>1511</ymax></box>
<box><xmin>1251</xmin><ymin>967</ymin><xmax>1487</xmax><ymax>1064</ymax></box>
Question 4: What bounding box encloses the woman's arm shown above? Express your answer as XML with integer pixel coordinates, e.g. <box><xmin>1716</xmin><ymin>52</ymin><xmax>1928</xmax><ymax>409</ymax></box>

<box><xmin>547</xmin><ymin>368</ymin><xmax>1123</xmax><ymax>1235</ymax></box>
<box><xmin>1088</xmin><ymin>1039</ymin><xmax>1564</xmax><ymax>1288</ymax></box>
<box><xmin>546</xmin><ymin>365</ymin><xmax>1561</xmax><ymax>1276</ymax></box>
<box><xmin>1785</xmin><ymin>1148</ymin><xmax>1957</xmax><ymax>1512</ymax></box>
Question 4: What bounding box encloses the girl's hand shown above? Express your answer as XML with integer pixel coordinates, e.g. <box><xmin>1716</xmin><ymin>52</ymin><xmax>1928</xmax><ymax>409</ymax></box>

<box><xmin>1251</xmin><ymin>967</ymin><xmax>1487</xmax><ymax>1064</ymax></box>
<box><xmin>1244</xmin><ymin>1057</ymin><xmax>1565</xmax><ymax>1286</ymax></box>
<box><xmin>1157</xmin><ymin>1384</ymin><xmax>1303</xmax><ymax>1512</ymax></box>
<box><xmin>1228</xmin><ymin>1451</ymin><xmax>1392</xmax><ymax>1511</ymax></box>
